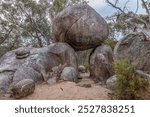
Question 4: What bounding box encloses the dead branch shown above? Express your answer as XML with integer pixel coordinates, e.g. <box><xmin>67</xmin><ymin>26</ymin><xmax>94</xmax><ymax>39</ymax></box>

<box><xmin>106</xmin><ymin>0</ymin><xmax>125</xmax><ymax>13</ymax></box>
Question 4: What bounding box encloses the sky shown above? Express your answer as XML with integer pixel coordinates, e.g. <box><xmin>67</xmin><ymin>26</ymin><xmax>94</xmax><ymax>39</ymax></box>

<box><xmin>87</xmin><ymin>0</ymin><xmax>146</xmax><ymax>40</ymax></box>
<box><xmin>88</xmin><ymin>0</ymin><xmax>146</xmax><ymax>18</ymax></box>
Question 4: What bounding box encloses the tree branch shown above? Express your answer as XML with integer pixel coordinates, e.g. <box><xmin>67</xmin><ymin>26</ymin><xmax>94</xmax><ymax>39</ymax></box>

<box><xmin>135</xmin><ymin>0</ymin><xmax>139</xmax><ymax>13</ymax></box>
<box><xmin>0</xmin><ymin>28</ymin><xmax>13</xmax><ymax>44</ymax></box>
<box><xmin>106</xmin><ymin>0</ymin><xmax>125</xmax><ymax>13</ymax></box>
<box><xmin>123</xmin><ymin>0</ymin><xmax>130</xmax><ymax>12</ymax></box>
<box><xmin>141</xmin><ymin>0</ymin><xmax>150</xmax><ymax>15</ymax></box>
<box><xmin>141</xmin><ymin>0</ymin><xmax>150</xmax><ymax>23</ymax></box>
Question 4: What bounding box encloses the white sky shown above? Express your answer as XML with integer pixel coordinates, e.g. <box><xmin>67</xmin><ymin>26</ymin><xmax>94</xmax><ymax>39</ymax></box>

<box><xmin>87</xmin><ymin>0</ymin><xmax>146</xmax><ymax>40</ymax></box>
<box><xmin>88</xmin><ymin>0</ymin><xmax>146</xmax><ymax>17</ymax></box>
<box><xmin>88</xmin><ymin>0</ymin><xmax>106</xmax><ymax>7</ymax></box>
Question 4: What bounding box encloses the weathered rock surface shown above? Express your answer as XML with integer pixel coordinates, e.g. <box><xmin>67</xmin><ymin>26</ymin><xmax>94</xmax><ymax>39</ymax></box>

<box><xmin>0</xmin><ymin>42</ymin><xmax>78</xmax><ymax>94</ymax></box>
<box><xmin>47</xmin><ymin>78</ymin><xmax>57</xmax><ymax>86</ymax></box>
<box><xmin>135</xmin><ymin>70</ymin><xmax>150</xmax><ymax>79</ymax></box>
<box><xmin>52</xmin><ymin>4</ymin><xmax>109</xmax><ymax>51</ymax></box>
<box><xmin>114</xmin><ymin>32</ymin><xmax>150</xmax><ymax>73</ymax></box>
<box><xmin>46</xmin><ymin>43</ymin><xmax>78</xmax><ymax>71</ymax></box>
<box><xmin>60</xmin><ymin>67</ymin><xmax>77</xmax><ymax>81</ymax></box>
<box><xmin>90</xmin><ymin>45</ymin><xmax>114</xmax><ymax>83</ymax></box>
<box><xmin>76</xmin><ymin>83</ymin><xmax>92</xmax><ymax>88</ymax></box>
<box><xmin>10</xmin><ymin>79</ymin><xmax>35</xmax><ymax>99</ymax></box>
<box><xmin>76</xmin><ymin>78</ymin><xmax>94</xmax><ymax>88</ymax></box>
<box><xmin>0</xmin><ymin>72</ymin><xmax>13</xmax><ymax>94</ymax></box>
<box><xmin>15</xmin><ymin>47</ymin><xmax>30</xmax><ymax>59</ymax></box>
<box><xmin>13</xmin><ymin>66</ymin><xmax>43</xmax><ymax>84</ymax></box>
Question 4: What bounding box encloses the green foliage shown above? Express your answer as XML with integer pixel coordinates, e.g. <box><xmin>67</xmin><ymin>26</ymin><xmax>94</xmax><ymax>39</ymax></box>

<box><xmin>0</xmin><ymin>0</ymin><xmax>53</xmax><ymax>48</ymax></box>
<box><xmin>113</xmin><ymin>59</ymin><xmax>149</xmax><ymax>100</ymax></box>
<box><xmin>52</xmin><ymin>0</ymin><xmax>88</xmax><ymax>14</ymax></box>
<box><xmin>52</xmin><ymin>0</ymin><xmax>68</xmax><ymax>13</ymax></box>
<box><xmin>103</xmin><ymin>39</ymin><xmax>117</xmax><ymax>50</ymax></box>
<box><xmin>0</xmin><ymin>0</ymin><xmax>88</xmax><ymax>49</ymax></box>
<box><xmin>83</xmin><ymin>62</ymin><xmax>89</xmax><ymax>72</ymax></box>
<box><xmin>106</xmin><ymin>0</ymin><xmax>150</xmax><ymax>39</ymax></box>
<box><xmin>0</xmin><ymin>46</ymin><xmax>9</xmax><ymax>57</ymax></box>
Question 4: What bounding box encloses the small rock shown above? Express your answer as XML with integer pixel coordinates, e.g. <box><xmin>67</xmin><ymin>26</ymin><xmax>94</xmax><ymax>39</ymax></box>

<box><xmin>10</xmin><ymin>79</ymin><xmax>35</xmax><ymax>99</ymax></box>
<box><xmin>106</xmin><ymin>75</ymin><xmax>117</xmax><ymax>90</ymax></box>
<box><xmin>76</xmin><ymin>82</ymin><xmax>92</xmax><ymax>88</ymax></box>
<box><xmin>15</xmin><ymin>47</ymin><xmax>30</xmax><ymax>59</ymax></box>
<box><xmin>135</xmin><ymin>70</ymin><xmax>150</xmax><ymax>84</ymax></box>
<box><xmin>76</xmin><ymin>78</ymin><xmax>94</xmax><ymax>88</ymax></box>
<box><xmin>78</xmin><ymin>65</ymin><xmax>86</xmax><ymax>73</ymax></box>
<box><xmin>47</xmin><ymin>78</ymin><xmax>57</xmax><ymax>86</ymax></box>
<box><xmin>60</xmin><ymin>67</ymin><xmax>77</xmax><ymax>81</ymax></box>
<box><xmin>135</xmin><ymin>70</ymin><xmax>150</xmax><ymax>79</ymax></box>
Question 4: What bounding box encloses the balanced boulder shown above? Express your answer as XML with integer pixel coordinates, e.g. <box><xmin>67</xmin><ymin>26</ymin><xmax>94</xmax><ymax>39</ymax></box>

<box><xmin>52</xmin><ymin>4</ymin><xmax>109</xmax><ymax>51</ymax></box>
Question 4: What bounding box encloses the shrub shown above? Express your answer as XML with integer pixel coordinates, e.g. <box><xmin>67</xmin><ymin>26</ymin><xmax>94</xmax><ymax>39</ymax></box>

<box><xmin>0</xmin><ymin>46</ymin><xmax>9</xmax><ymax>57</ymax></box>
<box><xmin>83</xmin><ymin>63</ymin><xmax>89</xmax><ymax>72</ymax></box>
<box><xmin>103</xmin><ymin>39</ymin><xmax>117</xmax><ymax>50</ymax></box>
<box><xmin>113</xmin><ymin>59</ymin><xmax>149</xmax><ymax>100</ymax></box>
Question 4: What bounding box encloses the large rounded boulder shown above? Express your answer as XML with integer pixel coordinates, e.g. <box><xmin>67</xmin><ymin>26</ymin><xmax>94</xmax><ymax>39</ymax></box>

<box><xmin>89</xmin><ymin>45</ymin><xmax>114</xmax><ymax>83</ymax></box>
<box><xmin>114</xmin><ymin>32</ymin><xmax>150</xmax><ymax>73</ymax></box>
<box><xmin>52</xmin><ymin>4</ymin><xmax>109</xmax><ymax>51</ymax></box>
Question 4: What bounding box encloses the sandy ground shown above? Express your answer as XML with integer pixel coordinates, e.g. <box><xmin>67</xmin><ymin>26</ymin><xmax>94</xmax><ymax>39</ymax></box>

<box><xmin>0</xmin><ymin>79</ymin><xmax>111</xmax><ymax>100</ymax></box>
<box><xmin>0</xmin><ymin>72</ymin><xmax>150</xmax><ymax>100</ymax></box>
<box><xmin>21</xmin><ymin>81</ymin><xmax>111</xmax><ymax>100</ymax></box>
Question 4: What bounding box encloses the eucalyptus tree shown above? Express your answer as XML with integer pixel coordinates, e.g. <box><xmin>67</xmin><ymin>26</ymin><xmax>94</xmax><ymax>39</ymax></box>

<box><xmin>0</xmin><ymin>0</ymin><xmax>54</xmax><ymax>48</ymax></box>
<box><xmin>106</xmin><ymin>0</ymin><xmax>150</xmax><ymax>39</ymax></box>
<box><xmin>52</xmin><ymin>0</ymin><xmax>88</xmax><ymax>14</ymax></box>
<box><xmin>0</xmin><ymin>0</ymin><xmax>88</xmax><ymax>50</ymax></box>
